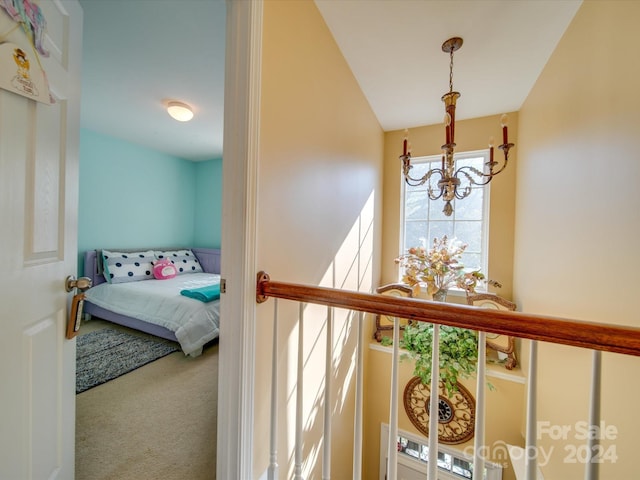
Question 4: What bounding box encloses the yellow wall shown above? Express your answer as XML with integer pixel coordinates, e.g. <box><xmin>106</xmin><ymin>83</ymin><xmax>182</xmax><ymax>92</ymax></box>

<box><xmin>254</xmin><ymin>0</ymin><xmax>640</xmax><ymax>478</ymax></box>
<box><xmin>515</xmin><ymin>1</ymin><xmax>640</xmax><ymax>477</ymax></box>
<box><xmin>382</xmin><ymin>114</ymin><xmax>518</xmax><ymax>300</ymax></box>
<box><xmin>255</xmin><ymin>1</ymin><xmax>384</xmax><ymax>477</ymax></box>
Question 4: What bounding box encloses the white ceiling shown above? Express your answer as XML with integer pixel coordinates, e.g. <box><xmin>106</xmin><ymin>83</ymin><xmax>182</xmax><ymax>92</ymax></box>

<box><xmin>315</xmin><ymin>0</ymin><xmax>582</xmax><ymax>131</ymax></box>
<box><xmin>79</xmin><ymin>0</ymin><xmax>226</xmax><ymax>161</ymax></box>
<box><xmin>78</xmin><ymin>0</ymin><xmax>582</xmax><ymax>162</ymax></box>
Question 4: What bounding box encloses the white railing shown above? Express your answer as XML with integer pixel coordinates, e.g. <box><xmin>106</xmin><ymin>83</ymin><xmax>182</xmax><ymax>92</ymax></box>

<box><xmin>257</xmin><ymin>272</ymin><xmax>640</xmax><ymax>479</ymax></box>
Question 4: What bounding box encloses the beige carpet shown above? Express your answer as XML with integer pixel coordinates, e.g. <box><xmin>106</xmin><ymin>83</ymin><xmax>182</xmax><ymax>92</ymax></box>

<box><xmin>76</xmin><ymin>319</ymin><xmax>218</xmax><ymax>480</ymax></box>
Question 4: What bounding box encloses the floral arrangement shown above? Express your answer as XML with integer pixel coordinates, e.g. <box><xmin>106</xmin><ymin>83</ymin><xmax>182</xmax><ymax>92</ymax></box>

<box><xmin>395</xmin><ymin>235</ymin><xmax>490</xmax><ymax>298</ymax></box>
<box><xmin>392</xmin><ymin>235</ymin><xmax>499</xmax><ymax>395</ymax></box>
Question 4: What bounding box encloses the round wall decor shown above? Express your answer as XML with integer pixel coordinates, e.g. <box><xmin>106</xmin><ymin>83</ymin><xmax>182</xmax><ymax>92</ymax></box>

<box><xmin>403</xmin><ymin>376</ymin><xmax>476</xmax><ymax>444</ymax></box>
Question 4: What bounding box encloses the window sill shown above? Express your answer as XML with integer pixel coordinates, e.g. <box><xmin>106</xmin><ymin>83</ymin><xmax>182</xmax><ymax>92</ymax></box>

<box><xmin>368</xmin><ymin>342</ymin><xmax>525</xmax><ymax>384</ymax></box>
<box><xmin>410</xmin><ymin>285</ymin><xmax>487</xmax><ymax>304</ymax></box>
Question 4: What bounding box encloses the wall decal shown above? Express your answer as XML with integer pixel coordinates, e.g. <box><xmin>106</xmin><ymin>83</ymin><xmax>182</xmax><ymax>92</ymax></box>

<box><xmin>0</xmin><ymin>42</ymin><xmax>52</xmax><ymax>104</ymax></box>
<box><xmin>0</xmin><ymin>0</ymin><xmax>52</xmax><ymax>103</ymax></box>
<box><xmin>0</xmin><ymin>0</ymin><xmax>49</xmax><ymax>57</ymax></box>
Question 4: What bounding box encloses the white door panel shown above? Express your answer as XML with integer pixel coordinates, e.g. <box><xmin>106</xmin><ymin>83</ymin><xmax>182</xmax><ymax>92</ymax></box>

<box><xmin>0</xmin><ymin>1</ymin><xmax>82</xmax><ymax>478</ymax></box>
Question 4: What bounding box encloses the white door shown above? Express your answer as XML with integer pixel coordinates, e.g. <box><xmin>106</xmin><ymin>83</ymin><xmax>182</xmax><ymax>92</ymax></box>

<box><xmin>0</xmin><ymin>1</ymin><xmax>82</xmax><ymax>479</ymax></box>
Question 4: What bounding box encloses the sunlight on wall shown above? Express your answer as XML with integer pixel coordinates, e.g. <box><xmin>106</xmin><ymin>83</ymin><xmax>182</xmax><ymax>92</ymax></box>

<box><xmin>283</xmin><ymin>192</ymin><xmax>375</xmax><ymax>479</ymax></box>
<box><xmin>256</xmin><ymin>1</ymin><xmax>383</xmax><ymax>476</ymax></box>
<box><xmin>324</xmin><ymin>191</ymin><xmax>375</xmax><ymax>292</ymax></box>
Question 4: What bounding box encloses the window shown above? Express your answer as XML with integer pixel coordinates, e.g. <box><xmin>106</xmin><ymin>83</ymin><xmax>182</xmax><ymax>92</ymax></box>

<box><xmin>400</xmin><ymin>149</ymin><xmax>490</xmax><ymax>281</ymax></box>
<box><xmin>396</xmin><ymin>433</ymin><xmax>473</xmax><ymax>478</ymax></box>
<box><xmin>380</xmin><ymin>423</ymin><xmax>503</xmax><ymax>480</ymax></box>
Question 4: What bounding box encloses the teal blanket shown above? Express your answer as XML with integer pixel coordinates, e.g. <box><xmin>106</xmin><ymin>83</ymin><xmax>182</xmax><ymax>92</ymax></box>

<box><xmin>180</xmin><ymin>284</ymin><xmax>221</xmax><ymax>303</ymax></box>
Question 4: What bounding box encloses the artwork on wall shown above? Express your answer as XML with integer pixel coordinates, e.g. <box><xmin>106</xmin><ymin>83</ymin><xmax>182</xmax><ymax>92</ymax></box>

<box><xmin>0</xmin><ymin>0</ymin><xmax>53</xmax><ymax>104</ymax></box>
<box><xmin>403</xmin><ymin>377</ymin><xmax>476</xmax><ymax>445</ymax></box>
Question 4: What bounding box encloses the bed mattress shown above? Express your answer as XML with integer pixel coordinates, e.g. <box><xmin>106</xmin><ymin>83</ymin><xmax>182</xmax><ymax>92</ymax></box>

<box><xmin>84</xmin><ymin>273</ymin><xmax>221</xmax><ymax>356</ymax></box>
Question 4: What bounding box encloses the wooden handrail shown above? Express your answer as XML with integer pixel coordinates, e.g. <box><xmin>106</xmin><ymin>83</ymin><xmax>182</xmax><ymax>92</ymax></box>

<box><xmin>256</xmin><ymin>271</ymin><xmax>640</xmax><ymax>357</ymax></box>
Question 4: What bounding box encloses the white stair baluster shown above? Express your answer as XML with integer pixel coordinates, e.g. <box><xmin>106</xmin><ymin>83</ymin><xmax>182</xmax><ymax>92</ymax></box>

<box><xmin>428</xmin><ymin>324</ymin><xmax>440</xmax><ymax>480</ymax></box>
<box><xmin>353</xmin><ymin>311</ymin><xmax>364</xmax><ymax>480</ymax></box>
<box><xmin>268</xmin><ymin>299</ymin><xmax>279</xmax><ymax>480</ymax></box>
<box><xmin>387</xmin><ymin>316</ymin><xmax>401</xmax><ymax>480</ymax></box>
<box><xmin>294</xmin><ymin>303</ymin><xmax>305</xmax><ymax>480</ymax></box>
<box><xmin>323</xmin><ymin>306</ymin><xmax>333</xmax><ymax>480</ymax></box>
<box><xmin>474</xmin><ymin>331</ymin><xmax>487</xmax><ymax>479</ymax></box>
<box><xmin>585</xmin><ymin>350</ymin><xmax>602</xmax><ymax>480</ymax></box>
<box><xmin>525</xmin><ymin>340</ymin><xmax>538</xmax><ymax>480</ymax></box>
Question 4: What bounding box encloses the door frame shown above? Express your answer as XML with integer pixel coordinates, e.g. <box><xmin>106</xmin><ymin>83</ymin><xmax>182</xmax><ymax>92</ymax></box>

<box><xmin>217</xmin><ymin>0</ymin><xmax>262</xmax><ymax>477</ymax></box>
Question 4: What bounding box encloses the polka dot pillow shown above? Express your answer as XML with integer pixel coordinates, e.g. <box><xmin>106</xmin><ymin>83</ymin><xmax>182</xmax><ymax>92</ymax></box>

<box><xmin>155</xmin><ymin>249</ymin><xmax>203</xmax><ymax>274</ymax></box>
<box><xmin>102</xmin><ymin>250</ymin><xmax>156</xmax><ymax>284</ymax></box>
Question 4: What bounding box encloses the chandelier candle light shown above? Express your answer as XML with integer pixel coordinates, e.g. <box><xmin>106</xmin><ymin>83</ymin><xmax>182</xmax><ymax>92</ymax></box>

<box><xmin>400</xmin><ymin>37</ymin><xmax>515</xmax><ymax>216</ymax></box>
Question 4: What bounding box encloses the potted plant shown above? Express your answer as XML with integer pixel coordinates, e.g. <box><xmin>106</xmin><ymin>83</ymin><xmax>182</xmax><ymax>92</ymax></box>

<box><xmin>394</xmin><ymin>236</ymin><xmax>498</xmax><ymax>395</ymax></box>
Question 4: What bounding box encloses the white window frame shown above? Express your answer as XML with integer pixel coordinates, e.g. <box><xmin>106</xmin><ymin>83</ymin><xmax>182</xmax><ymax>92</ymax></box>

<box><xmin>399</xmin><ymin>149</ymin><xmax>491</xmax><ymax>294</ymax></box>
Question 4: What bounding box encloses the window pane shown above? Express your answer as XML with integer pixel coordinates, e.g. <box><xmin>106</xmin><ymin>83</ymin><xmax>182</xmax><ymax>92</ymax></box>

<box><xmin>452</xmin><ymin>457</ymin><xmax>473</xmax><ymax>478</ymax></box>
<box><xmin>404</xmin><ymin>221</ymin><xmax>428</xmax><ymax>250</ymax></box>
<box><xmin>454</xmin><ymin>187</ymin><xmax>483</xmax><ymax>221</ymax></box>
<box><xmin>438</xmin><ymin>451</ymin><xmax>452</xmax><ymax>470</ymax></box>
<box><xmin>406</xmin><ymin>162</ymin><xmax>432</xmax><ymax>181</ymax></box>
<box><xmin>456</xmin><ymin>155</ymin><xmax>485</xmax><ymax>171</ymax></box>
<box><xmin>405</xmin><ymin>439</ymin><xmax>420</xmax><ymax>459</ymax></box>
<box><xmin>420</xmin><ymin>444</ymin><xmax>428</xmax><ymax>461</ymax></box>
<box><xmin>428</xmin><ymin>192</ymin><xmax>449</xmax><ymax>221</ymax></box>
<box><xmin>461</xmin><ymin>252</ymin><xmax>481</xmax><ymax>271</ymax></box>
<box><xmin>406</xmin><ymin>190</ymin><xmax>428</xmax><ymax>220</ymax></box>
<box><xmin>454</xmin><ymin>221</ymin><xmax>482</xmax><ymax>252</ymax></box>
<box><xmin>429</xmin><ymin>221</ymin><xmax>454</xmax><ymax>245</ymax></box>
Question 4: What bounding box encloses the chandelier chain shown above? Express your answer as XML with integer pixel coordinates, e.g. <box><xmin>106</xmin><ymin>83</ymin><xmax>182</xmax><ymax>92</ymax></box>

<box><xmin>449</xmin><ymin>48</ymin><xmax>454</xmax><ymax>93</ymax></box>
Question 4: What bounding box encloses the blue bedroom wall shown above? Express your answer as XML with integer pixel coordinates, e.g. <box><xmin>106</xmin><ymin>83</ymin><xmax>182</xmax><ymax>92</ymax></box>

<box><xmin>78</xmin><ymin>129</ymin><xmax>221</xmax><ymax>275</ymax></box>
<box><xmin>194</xmin><ymin>158</ymin><xmax>223</xmax><ymax>248</ymax></box>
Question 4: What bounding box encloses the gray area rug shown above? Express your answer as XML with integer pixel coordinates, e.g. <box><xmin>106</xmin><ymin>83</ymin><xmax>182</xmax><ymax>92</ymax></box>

<box><xmin>76</xmin><ymin>328</ymin><xmax>179</xmax><ymax>394</ymax></box>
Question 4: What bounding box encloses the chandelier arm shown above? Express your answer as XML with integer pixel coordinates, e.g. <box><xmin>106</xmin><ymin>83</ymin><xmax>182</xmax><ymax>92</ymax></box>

<box><xmin>488</xmin><ymin>162</ymin><xmax>507</xmax><ymax>177</ymax></box>
<box><xmin>403</xmin><ymin>167</ymin><xmax>444</xmax><ymax>187</ymax></box>
<box><xmin>427</xmin><ymin>187</ymin><xmax>445</xmax><ymax>201</ymax></box>
<box><xmin>488</xmin><ymin>144</ymin><xmax>514</xmax><ymax>176</ymax></box>
<box><xmin>455</xmin><ymin>166</ymin><xmax>493</xmax><ymax>186</ymax></box>
<box><xmin>454</xmin><ymin>184</ymin><xmax>473</xmax><ymax>200</ymax></box>
<box><xmin>426</xmin><ymin>169</ymin><xmax>446</xmax><ymax>199</ymax></box>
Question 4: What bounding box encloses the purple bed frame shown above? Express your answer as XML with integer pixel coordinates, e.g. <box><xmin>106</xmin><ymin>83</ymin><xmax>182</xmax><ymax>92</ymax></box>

<box><xmin>82</xmin><ymin>248</ymin><xmax>221</xmax><ymax>342</ymax></box>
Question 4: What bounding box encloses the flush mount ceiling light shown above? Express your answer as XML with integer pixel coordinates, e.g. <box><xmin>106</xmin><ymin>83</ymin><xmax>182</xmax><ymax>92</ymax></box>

<box><xmin>167</xmin><ymin>101</ymin><xmax>194</xmax><ymax>122</ymax></box>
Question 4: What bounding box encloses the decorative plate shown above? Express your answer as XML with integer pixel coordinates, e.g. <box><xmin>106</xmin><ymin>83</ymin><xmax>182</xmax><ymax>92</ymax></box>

<box><xmin>403</xmin><ymin>376</ymin><xmax>475</xmax><ymax>444</ymax></box>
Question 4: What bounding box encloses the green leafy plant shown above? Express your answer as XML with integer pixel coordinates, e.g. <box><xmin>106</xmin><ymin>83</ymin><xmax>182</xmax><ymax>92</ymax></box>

<box><xmin>401</xmin><ymin>323</ymin><xmax>479</xmax><ymax>396</ymax></box>
<box><xmin>380</xmin><ymin>336</ymin><xmax>393</xmax><ymax>347</ymax></box>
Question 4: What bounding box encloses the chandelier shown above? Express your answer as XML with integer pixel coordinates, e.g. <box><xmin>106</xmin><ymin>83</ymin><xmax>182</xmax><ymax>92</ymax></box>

<box><xmin>400</xmin><ymin>37</ymin><xmax>514</xmax><ymax>216</ymax></box>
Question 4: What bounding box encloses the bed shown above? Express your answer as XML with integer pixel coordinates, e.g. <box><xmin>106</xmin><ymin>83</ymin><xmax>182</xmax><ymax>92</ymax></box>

<box><xmin>82</xmin><ymin>248</ymin><xmax>221</xmax><ymax>357</ymax></box>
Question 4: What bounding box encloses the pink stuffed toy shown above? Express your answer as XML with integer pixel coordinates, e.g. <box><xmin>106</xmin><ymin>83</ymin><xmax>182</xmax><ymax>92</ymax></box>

<box><xmin>153</xmin><ymin>257</ymin><xmax>177</xmax><ymax>280</ymax></box>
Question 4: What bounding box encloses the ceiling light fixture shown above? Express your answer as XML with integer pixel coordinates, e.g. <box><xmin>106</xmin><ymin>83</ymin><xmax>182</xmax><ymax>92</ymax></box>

<box><xmin>167</xmin><ymin>101</ymin><xmax>194</xmax><ymax>122</ymax></box>
<box><xmin>400</xmin><ymin>37</ymin><xmax>514</xmax><ymax>216</ymax></box>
